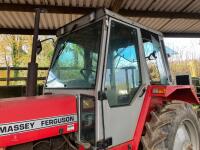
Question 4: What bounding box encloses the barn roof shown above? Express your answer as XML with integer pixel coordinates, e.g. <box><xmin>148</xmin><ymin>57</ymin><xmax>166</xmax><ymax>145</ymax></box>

<box><xmin>1</xmin><ymin>0</ymin><xmax>200</xmax><ymax>37</ymax></box>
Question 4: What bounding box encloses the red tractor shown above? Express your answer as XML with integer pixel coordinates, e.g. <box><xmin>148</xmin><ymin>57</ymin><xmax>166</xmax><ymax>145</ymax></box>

<box><xmin>0</xmin><ymin>9</ymin><xmax>200</xmax><ymax>150</ymax></box>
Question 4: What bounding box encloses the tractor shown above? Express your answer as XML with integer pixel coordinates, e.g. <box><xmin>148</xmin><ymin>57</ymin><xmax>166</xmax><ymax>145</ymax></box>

<box><xmin>0</xmin><ymin>9</ymin><xmax>200</xmax><ymax>150</ymax></box>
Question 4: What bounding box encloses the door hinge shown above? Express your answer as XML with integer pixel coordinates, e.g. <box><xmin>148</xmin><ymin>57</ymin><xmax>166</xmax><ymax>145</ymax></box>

<box><xmin>139</xmin><ymin>87</ymin><xmax>146</xmax><ymax>97</ymax></box>
<box><xmin>97</xmin><ymin>137</ymin><xmax>112</xmax><ymax>149</ymax></box>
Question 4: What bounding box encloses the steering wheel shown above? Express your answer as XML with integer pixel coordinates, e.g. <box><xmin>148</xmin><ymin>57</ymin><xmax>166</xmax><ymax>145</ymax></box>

<box><xmin>146</xmin><ymin>51</ymin><xmax>157</xmax><ymax>60</ymax></box>
<box><xmin>80</xmin><ymin>68</ymin><xmax>95</xmax><ymax>80</ymax></box>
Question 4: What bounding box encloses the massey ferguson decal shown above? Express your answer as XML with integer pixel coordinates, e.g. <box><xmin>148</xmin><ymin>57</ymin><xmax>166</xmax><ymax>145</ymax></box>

<box><xmin>0</xmin><ymin>114</ymin><xmax>77</xmax><ymax>136</ymax></box>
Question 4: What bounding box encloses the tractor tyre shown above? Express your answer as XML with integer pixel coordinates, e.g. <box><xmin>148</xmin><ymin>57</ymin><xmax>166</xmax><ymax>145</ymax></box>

<box><xmin>141</xmin><ymin>100</ymin><xmax>200</xmax><ymax>150</ymax></box>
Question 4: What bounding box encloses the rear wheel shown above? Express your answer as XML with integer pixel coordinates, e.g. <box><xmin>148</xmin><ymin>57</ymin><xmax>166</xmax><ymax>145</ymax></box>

<box><xmin>142</xmin><ymin>101</ymin><xmax>200</xmax><ymax>150</ymax></box>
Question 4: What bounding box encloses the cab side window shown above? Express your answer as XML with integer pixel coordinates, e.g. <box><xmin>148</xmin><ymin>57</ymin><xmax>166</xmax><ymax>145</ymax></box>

<box><xmin>104</xmin><ymin>21</ymin><xmax>141</xmax><ymax>107</ymax></box>
<box><xmin>141</xmin><ymin>29</ymin><xmax>167</xmax><ymax>84</ymax></box>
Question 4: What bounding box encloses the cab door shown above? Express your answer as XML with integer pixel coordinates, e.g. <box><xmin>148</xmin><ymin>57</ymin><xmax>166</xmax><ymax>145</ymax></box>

<box><xmin>101</xmin><ymin>19</ymin><xmax>147</xmax><ymax>147</ymax></box>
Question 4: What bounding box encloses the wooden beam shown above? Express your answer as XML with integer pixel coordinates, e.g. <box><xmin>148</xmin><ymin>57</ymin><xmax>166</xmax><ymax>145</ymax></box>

<box><xmin>163</xmin><ymin>32</ymin><xmax>200</xmax><ymax>38</ymax></box>
<box><xmin>119</xmin><ymin>10</ymin><xmax>200</xmax><ymax>19</ymax></box>
<box><xmin>0</xmin><ymin>28</ymin><xmax>56</xmax><ymax>35</ymax></box>
<box><xmin>0</xmin><ymin>3</ymin><xmax>95</xmax><ymax>14</ymax></box>
<box><xmin>110</xmin><ymin>0</ymin><xmax>124</xmax><ymax>12</ymax></box>
<box><xmin>1</xmin><ymin>3</ymin><xmax>200</xmax><ymax>19</ymax></box>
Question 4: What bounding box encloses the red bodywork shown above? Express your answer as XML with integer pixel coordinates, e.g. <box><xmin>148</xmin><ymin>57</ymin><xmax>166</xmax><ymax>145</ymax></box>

<box><xmin>0</xmin><ymin>95</ymin><xmax>78</xmax><ymax>148</ymax></box>
<box><xmin>0</xmin><ymin>85</ymin><xmax>199</xmax><ymax>150</ymax></box>
<box><xmin>110</xmin><ymin>85</ymin><xmax>199</xmax><ymax>150</ymax></box>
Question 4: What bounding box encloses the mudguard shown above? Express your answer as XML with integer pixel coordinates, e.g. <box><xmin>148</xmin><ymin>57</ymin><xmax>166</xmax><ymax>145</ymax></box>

<box><xmin>110</xmin><ymin>85</ymin><xmax>200</xmax><ymax>150</ymax></box>
<box><xmin>0</xmin><ymin>95</ymin><xmax>78</xmax><ymax>147</ymax></box>
<box><xmin>151</xmin><ymin>85</ymin><xmax>200</xmax><ymax>104</ymax></box>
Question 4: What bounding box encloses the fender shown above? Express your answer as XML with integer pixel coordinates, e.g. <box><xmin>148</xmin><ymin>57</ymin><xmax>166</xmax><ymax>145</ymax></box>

<box><xmin>0</xmin><ymin>95</ymin><xmax>78</xmax><ymax>148</ymax></box>
<box><xmin>110</xmin><ymin>85</ymin><xmax>199</xmax><ymax>150</ymax></box>
<box><xmin>151</xmin><ymin>85</ymin><xmax>200</xmax><ymax>104</ymax></box>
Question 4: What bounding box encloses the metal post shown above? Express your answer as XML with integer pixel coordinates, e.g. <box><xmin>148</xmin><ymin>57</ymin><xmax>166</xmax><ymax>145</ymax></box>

<box><xmin>26</xmin><ymin>8</ymin><xmax>40</xmax><ymax>96</ymax></box>
<box><xmin>6</xmin><ymin>66</ymin><xmax>10</xmax><ymax>86</ymax></box>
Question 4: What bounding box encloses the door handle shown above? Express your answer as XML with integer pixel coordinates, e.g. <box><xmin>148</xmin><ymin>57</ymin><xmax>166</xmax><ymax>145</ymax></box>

<box><xmin>98</xmin><ymin>91</ymin><xmax>107</xmax><ymax>100</ymax></box>
<box><xmin>139</xmin><ymin>87</ymin><xmax>146</xmax><ymax>97</ymax></box>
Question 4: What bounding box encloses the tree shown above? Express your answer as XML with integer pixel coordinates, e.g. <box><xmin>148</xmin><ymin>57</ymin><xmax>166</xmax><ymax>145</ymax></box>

<box><xmin>0</xmin><ymin>35</ymin><xmax>32</xmax><ymax>77</ymax></box>
<box><xmin>36</xmin><ymin>36</ymin><xmax>55</xmax><ymax>67</ymax></box>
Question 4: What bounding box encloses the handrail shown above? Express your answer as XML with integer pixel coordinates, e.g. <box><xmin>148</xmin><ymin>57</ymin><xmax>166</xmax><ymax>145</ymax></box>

<box><xmin>0</xmin><ymin>67</ymin><xmax>48</xmax><ymax>86</ymax></box>
<box><xmin>0</xmin><ymin>67</ymin><xmax>49</xmax><ymax>70</ymax></box>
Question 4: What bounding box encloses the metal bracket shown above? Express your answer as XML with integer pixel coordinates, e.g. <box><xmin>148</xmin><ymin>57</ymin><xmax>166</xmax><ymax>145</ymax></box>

<box><xmin>97</xmin><ymin>137</ymin><xmax>112</xmax><ymax>149</ymax></box>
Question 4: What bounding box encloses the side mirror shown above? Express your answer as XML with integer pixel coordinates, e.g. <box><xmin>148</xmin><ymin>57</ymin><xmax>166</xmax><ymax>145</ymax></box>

<box><xmin>36</xmin><ymin>38</ymin><xmax>55</xmax><ymax>55</ymax></box>
<box><xmin>36</xmin><ymin>40</ymin><xmax>42</xmax><ymax>55</ymax></box>
<box><xmin>146</xmin><ymin>51</ymin><xmax>157</xmax><ymax>60</ymax></box>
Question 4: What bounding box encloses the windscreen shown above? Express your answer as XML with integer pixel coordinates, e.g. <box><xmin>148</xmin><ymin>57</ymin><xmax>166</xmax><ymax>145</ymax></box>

<box><xmin>46</xmin><ymin>21</ymin><xmax>102</xmax><ymax>89</ymax></box>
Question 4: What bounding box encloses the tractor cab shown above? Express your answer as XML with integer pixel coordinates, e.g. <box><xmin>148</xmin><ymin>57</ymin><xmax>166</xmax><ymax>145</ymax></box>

<box><xmin>44</xmin><ymin>9</ymin><xmax>171</xmax><ymax>149</ymax></box>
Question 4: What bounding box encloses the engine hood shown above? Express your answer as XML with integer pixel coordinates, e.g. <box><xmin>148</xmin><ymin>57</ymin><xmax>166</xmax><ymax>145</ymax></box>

<box><xmin>0</xmin><ymin>95</ymin><xmax>78</xmax><ymax>147</ymax></box>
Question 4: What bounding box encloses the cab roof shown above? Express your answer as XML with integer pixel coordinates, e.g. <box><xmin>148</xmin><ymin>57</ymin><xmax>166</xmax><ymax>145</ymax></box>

<box><xmin>56</xmin><ymin>8</ymin><xmax>163</xmax><ymax>37</ymax></box>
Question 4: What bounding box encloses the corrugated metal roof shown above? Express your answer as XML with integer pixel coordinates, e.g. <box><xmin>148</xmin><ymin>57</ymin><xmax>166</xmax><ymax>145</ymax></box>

<box><xmin>0</xmin><ymin>0</ymin><xmax>200</xmax><ymax>36</ymax></box>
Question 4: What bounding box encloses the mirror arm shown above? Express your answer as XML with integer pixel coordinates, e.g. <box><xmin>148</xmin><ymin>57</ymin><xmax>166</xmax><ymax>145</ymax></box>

<box><xmin>41</xmin><ymin>38</ymin><xmax>55</xmax><ymax>44</ymax></box>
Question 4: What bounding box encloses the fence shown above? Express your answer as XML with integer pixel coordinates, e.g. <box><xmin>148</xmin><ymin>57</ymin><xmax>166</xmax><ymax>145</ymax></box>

<box><xmin>0</xmin><ymin>67</ymin><xmax>48</xmax><ymax>86</ymax></box>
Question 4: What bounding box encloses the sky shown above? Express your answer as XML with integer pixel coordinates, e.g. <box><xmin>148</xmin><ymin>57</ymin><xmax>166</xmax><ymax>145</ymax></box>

<box><xmin>164</xmin><ymin>38</ymin><xmax>200</xmax><ymax>60</ymax></box>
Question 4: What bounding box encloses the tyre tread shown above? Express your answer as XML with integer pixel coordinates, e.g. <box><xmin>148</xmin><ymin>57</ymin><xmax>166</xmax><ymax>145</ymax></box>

<box><xmin>141</xmin><ymin>100</ymin><xmax>199</xmax><ymax>150</ymax></box>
